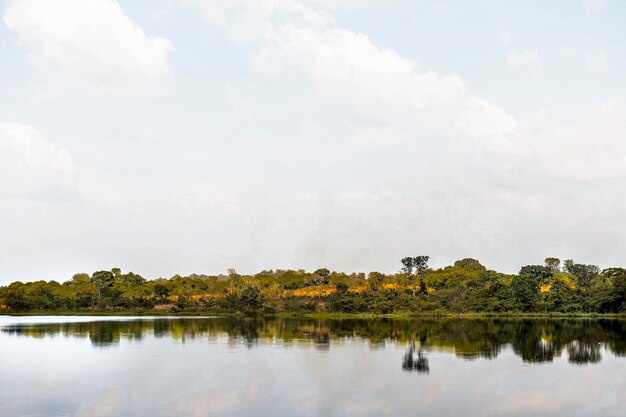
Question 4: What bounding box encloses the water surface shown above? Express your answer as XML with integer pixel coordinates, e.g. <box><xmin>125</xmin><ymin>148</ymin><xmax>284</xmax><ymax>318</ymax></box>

<box><xmin>1</xmin><ymin>316</ymin><xmax>625</xmax><ymax>416</ymax></box>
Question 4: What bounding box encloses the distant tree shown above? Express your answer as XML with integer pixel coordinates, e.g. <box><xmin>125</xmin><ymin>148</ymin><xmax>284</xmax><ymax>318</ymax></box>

<box><xmin>238</xmin><ymin>286</ymin><xmax>262</xmax><ymax>316</ymax></box>
<box><xmin>176</xmin><ymin>295</ymin><xmax>190</xmax><ymax>311</ymax></box>
<box><xmin>71</xmin><ymin>273</ymin><xmax>90</xmax><ymax>283</ymax></box>
<box><xmin>153</xmin><ymin>284</ymin><xmax>170</xmax><ymax>300</ymax></box>
<box><xmin>401</xmin><ymin>257</ymin><xmax>415</xmax><ymax>295</ymax></box>
<box><xmin>335</xmin><ymin>282</ymin><xmax>349</xmax><ymax>293</ymax></box>
<box><xmin>544</xmin><ymin>258</ymin><xmax>561</xmax><ymax>272</ymax></box>
<box><xmin>119</xmin><ymin>272</ymin><xmax>146</xmax><ymax>286</ymax></box>
<box><xmin>91</xmin><ymin>270</ymin><xmax>115</xmax><ymax>302</ymax></box>
<box><xmin>603</xmin><ymin>268</ymin><xmax>626</xmax><ymax>291</ymax></box>
<box><xmin>368</xmin><ymin>272</ymin><xmax>384</xmax><ymax>291</ymax></box>
<box><xmin>414</xmin><ymin>256</ymin><xmax>430</xmax><ymax>295</ymax></box>
<box><xmin>563</xmin><ymin>259</ymin><xmax>575</xmax><ymax>273</ymax></box>
<box><xmin>602</xmin><ymin>268</ymin><xmax>626</xmax><ymax>311</ymax></box>
<box><xmin>567</xmin><ymin>263</ymin><xmax>600</xmax><ymax>289</ymax></box>
<box><xmin>453</xmin><ymin>258</ymin><xmax>486</xmax><ymax>271</ymax></box>
<box><xmin>314</xmin><ymin>268</ymin><xmax>331</xmax><ymax>284</ymax></box>
<box><xmin>513</xmin><ymin>265</ymin><xmax>553</xmax><ymax>311</ymax></box>
<box><xmin>519</xmin><ymin>265</ymin><xmax>553</xmax><ymax>282</ymax></box>
<box><xmin>305</xmin><ymin>275</ymin><xmax>322</xmax><ymax>286</ymax></box>
<box><xmin>511</xmin><ymin>275</ymin><xmax>539</xmax><ymax>312</ymax></box>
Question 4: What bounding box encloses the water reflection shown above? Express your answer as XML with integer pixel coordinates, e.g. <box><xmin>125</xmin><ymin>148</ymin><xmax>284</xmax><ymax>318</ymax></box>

<box><xmin>402</xmin><ymin>338</ymin><xmax>429</xmax><ymax>373</ymax></box>
<box><xmin>2</xmin><ymin>317</ymin><xmax>626</xmax><ymax>366</ymax></box>
<box><xmin>2</xmin><ymin>317</ymin><xmax>626</xmax><ymax>417</ymax></box>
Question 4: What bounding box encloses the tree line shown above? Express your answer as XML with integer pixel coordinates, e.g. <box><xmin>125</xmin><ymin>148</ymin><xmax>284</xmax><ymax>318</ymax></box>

<box><xmin>1</xmin><ymin>256</ymin><xmax>625</xmax><ymax>314</ymax></box>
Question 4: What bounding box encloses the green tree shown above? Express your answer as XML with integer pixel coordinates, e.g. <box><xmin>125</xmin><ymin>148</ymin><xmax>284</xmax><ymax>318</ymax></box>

<box><xmin>414</xmin><ymin>256</ymin><xmax>430</xmax><ymax>295</ymax></box>
<box><xmin>71</xmin><ymin>273</ymin><xmax>90</xmax><ymax>283</ymax></box>
<box><xmin>512</xmin><ymin>265</ymin><xmax>553</xmax><ymax>311</ymax></box>
<box><xmin>401</xmin><ymin>257</ymin><xmax>415</xmax><ymax>295</ymax></box>
<box><xmin>603</xmin><ymin>268</ymin><xmax>626</xmax><ymax>312</ymax></box>
<box><xmin>238</xmin><ymin>286</ymin><xmax>262</xmax><ymax>316</ymax></box>
<box><xmin>544</xmin><ymin>257</ymin><xmax>561</xmax><ymax>272</ymax></box>
<box><xmin>91</xmin><ymin>270</ymin><xmax>115</xmax><ymax>302</ymax></box>
<box><xmin>153</xmin><ymin>284</ymin><xmax>170</xmax><ymax>301</ymax></box>
<box><xmin>368</xmin><ymin>272</ymin><xmax>384</xmax><ymax>291</ymax></box>
<box><xmin>314</xmin><ymin>268</ymin><xmax>331</xmax><ymax>284</ymax></box>
<box><xmin>453</xmin><ymin>258</ymin><xmax>486</xmax><ymax>271</ymax></box>
<box><xmin>566</xmin><ymin>263</ymin><xmax>600</xmax><ymax>289</ymax></box>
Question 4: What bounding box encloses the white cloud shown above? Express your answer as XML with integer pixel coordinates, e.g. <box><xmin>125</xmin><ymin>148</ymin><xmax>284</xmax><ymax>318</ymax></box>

<box><xmin>188</xmin><ymin>0</ymin><xmax>626</xmax><ymax>184</ymax></box>
<box><xmin>188</xmin><ymin>0</ymin><xmax>510</xmax><ymax>148</ymax></box>
<box><xmin>4</xmin><ymin>0</ymin><xmax>173</xmax><ymax>93</ymax></box>
<box><xmin>499</xmin><ymin>32</ymin><xmax>511</xmax><ymax>45</ymax></box>
<box><xmin>1</xmin><ymin>0</ymin><xmax>625</xmax><ymax>282</ymax></box>
<box><xmin>461</xmin><ymin>99</ymin><xmax>626</xmax><ymax>181</ymax></box>
<box><xmin>506</xmin><ymin>50</ymin><xmax>544</xmax><ymax>77</ymax></box>
<box><xmin>529</xmin><ymin>99</ymin><xmax>626</xmax><ymax>179</ymax></box>
<box><xmin>250</xmin><ymin>26</ymin><xmax>467</xmax><ymax>115</ymax></box>
<box><xmin>455</xmin><ymin>97</ymin><xmax>519</xmax><ymax>144</ymax></box>
<box><xmin>0</xmin><ymin>121</ymin><xmax>75</xmax><ymax>173</ymax></box>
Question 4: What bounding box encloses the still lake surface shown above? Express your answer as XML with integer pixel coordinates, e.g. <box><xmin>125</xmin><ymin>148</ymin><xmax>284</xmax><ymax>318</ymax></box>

<box><xmin>1</xmin><ymin>316</ymin><xmax>626</xmax><ymax>417</ymax></box>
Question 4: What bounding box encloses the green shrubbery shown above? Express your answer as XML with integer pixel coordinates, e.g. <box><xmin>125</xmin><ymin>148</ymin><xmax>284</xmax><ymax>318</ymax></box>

<box><xmin>1</xmin><ymin>258</ymin><xmax>625</xmax><ymax>315</ymax></box>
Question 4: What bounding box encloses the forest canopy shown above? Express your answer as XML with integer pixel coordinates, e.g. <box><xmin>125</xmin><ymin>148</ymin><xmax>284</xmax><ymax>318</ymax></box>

<box><xmin>1</xmin><ymin>257</ymin><xmax>625</xmax><ymax>315</ymax></box>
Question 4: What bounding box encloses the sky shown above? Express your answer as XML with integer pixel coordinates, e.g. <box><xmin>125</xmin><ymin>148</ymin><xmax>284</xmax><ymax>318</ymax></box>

<box><xmin>0</xmin><ymin>0</ymin><xmax>625</xmax><ymax>284</ymax></box>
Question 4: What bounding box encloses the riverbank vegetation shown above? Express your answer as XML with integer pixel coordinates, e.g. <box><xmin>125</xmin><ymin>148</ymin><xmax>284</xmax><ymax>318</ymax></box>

<box><xmin>1</xmin><ymin>257</ymin><xmax>626</xmax><ymax>315</ymax></box>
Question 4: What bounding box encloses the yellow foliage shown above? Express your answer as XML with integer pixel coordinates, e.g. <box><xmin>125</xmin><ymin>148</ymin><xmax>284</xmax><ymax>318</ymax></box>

<box><xmin>190</xmin><ymin>294</ymin><xmax>221</xmax><ymax>301</ymax></box>
<box><xmin>379</xmin><ymin>283</ymin><xmax>435</xmax><ymax>292</ymax></box>
<box><xmin>348</xmin><ymin>285</ymin><xmax>368</xmax><ymax>293</ymax></box>
<box><xmin>286</xmin><ymin>284</ymin><xmax>336</xmax><ymax>298</ymax></box>
<box><xmin>556</xmin><ymin>274</ymin><xmax>577</xmax><ymax>289</ymax></box>
<box><xmin>540</xmin><ymin>284</ymin><xmax>552</xmax><ymax>293</ymax></box>
<box><xmin>261</xmin><ymin>283</ymin><xmax>283</xmax><ymax>299</ymax></box>
<box><xmin>382</xmin><ymin>283</ymin><xmax>401</xmax><ymax>290</ymax></box>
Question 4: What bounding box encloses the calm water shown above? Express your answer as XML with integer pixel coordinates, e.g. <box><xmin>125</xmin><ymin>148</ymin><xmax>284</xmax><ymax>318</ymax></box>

<box><xmin>1</xmin><ymin>316</ymin><xmax>626</xmax><ymax>417</ymax></box>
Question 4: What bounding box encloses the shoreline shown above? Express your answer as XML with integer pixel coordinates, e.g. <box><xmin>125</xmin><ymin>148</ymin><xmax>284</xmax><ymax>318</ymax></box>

<box><xmin>2</xmin><ymin>310</ymin><xmax>626</xmax><ymax>319</ymax></box>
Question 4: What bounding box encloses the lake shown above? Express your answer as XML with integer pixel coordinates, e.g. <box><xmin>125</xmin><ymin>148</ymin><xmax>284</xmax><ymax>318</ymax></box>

<box><xmin>1</xmin><ymin>316</ymin><xmax>625</xmax><ymax>416</ymax></box>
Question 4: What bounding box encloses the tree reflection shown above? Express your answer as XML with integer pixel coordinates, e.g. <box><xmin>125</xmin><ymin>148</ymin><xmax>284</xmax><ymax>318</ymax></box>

<box><xmin>567</xmin><ymin>341</ymin><xmax>601</xmax><ymax>365</ymax></box>
<box><xmin>2</xmin><ymin>317</ymin><xmax>624</xmax><ymax>367</ymax></box>
<box><xmin>402</xmin><ymin>338</ymin><xmax>429</xmax><ymax>374</ymax></box>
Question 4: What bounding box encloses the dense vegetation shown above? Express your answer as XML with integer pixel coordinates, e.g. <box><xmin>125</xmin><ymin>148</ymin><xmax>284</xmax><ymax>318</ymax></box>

<box><xmin>1</xmin><ymin>257</ymin><xmax>626</xmax><ymax>315</ymax></box>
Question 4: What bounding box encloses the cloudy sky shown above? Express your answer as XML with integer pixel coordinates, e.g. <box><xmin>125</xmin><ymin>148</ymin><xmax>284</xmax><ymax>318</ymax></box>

<box><xmin>1</xmin><ymin>0</ymin><xmax>625</xmax><ymax>283</ymax></box>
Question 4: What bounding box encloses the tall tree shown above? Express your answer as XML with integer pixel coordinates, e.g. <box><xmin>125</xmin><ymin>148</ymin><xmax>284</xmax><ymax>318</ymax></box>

<box><xmin>315</xmin><ymin>268</ymin><xmax>331</xmax><ymax>284</ymax></box>
<box><xmin>544</xmin><ymin>258</ymin><xmax>561</xmax><ymax>272</ymax></box>
<box><xmin>368</xmin><ymin>271</ymin><xmax>384</xmax><ymax>291</ymax></box>
<box><xmin>414</xmin><ymin>256</ymin><xmax>430</xmax><ymax>295</ymax></box>
<box><xmin>401</xmin><ymin>257</ymin><xmax>415</xmax><ymax>296</ymax></box>
<box><xmin>91</xmin><ymin>270</ymin><xmax>115</xmax><ymax>302</ymax></box>
<box><xmin>602</xmin><ymin>268</ymin><xmax>626</xmax><ymax>311</ymax></box>
<box><xmin>567</xmin><ymin>263</ymin><xmax>600</xmax><ymax>289</ymax></box>
<box><xmin>513</xmin><ymin>265</ymin><xmax>553</xmax><ymax>311</ymax></box>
